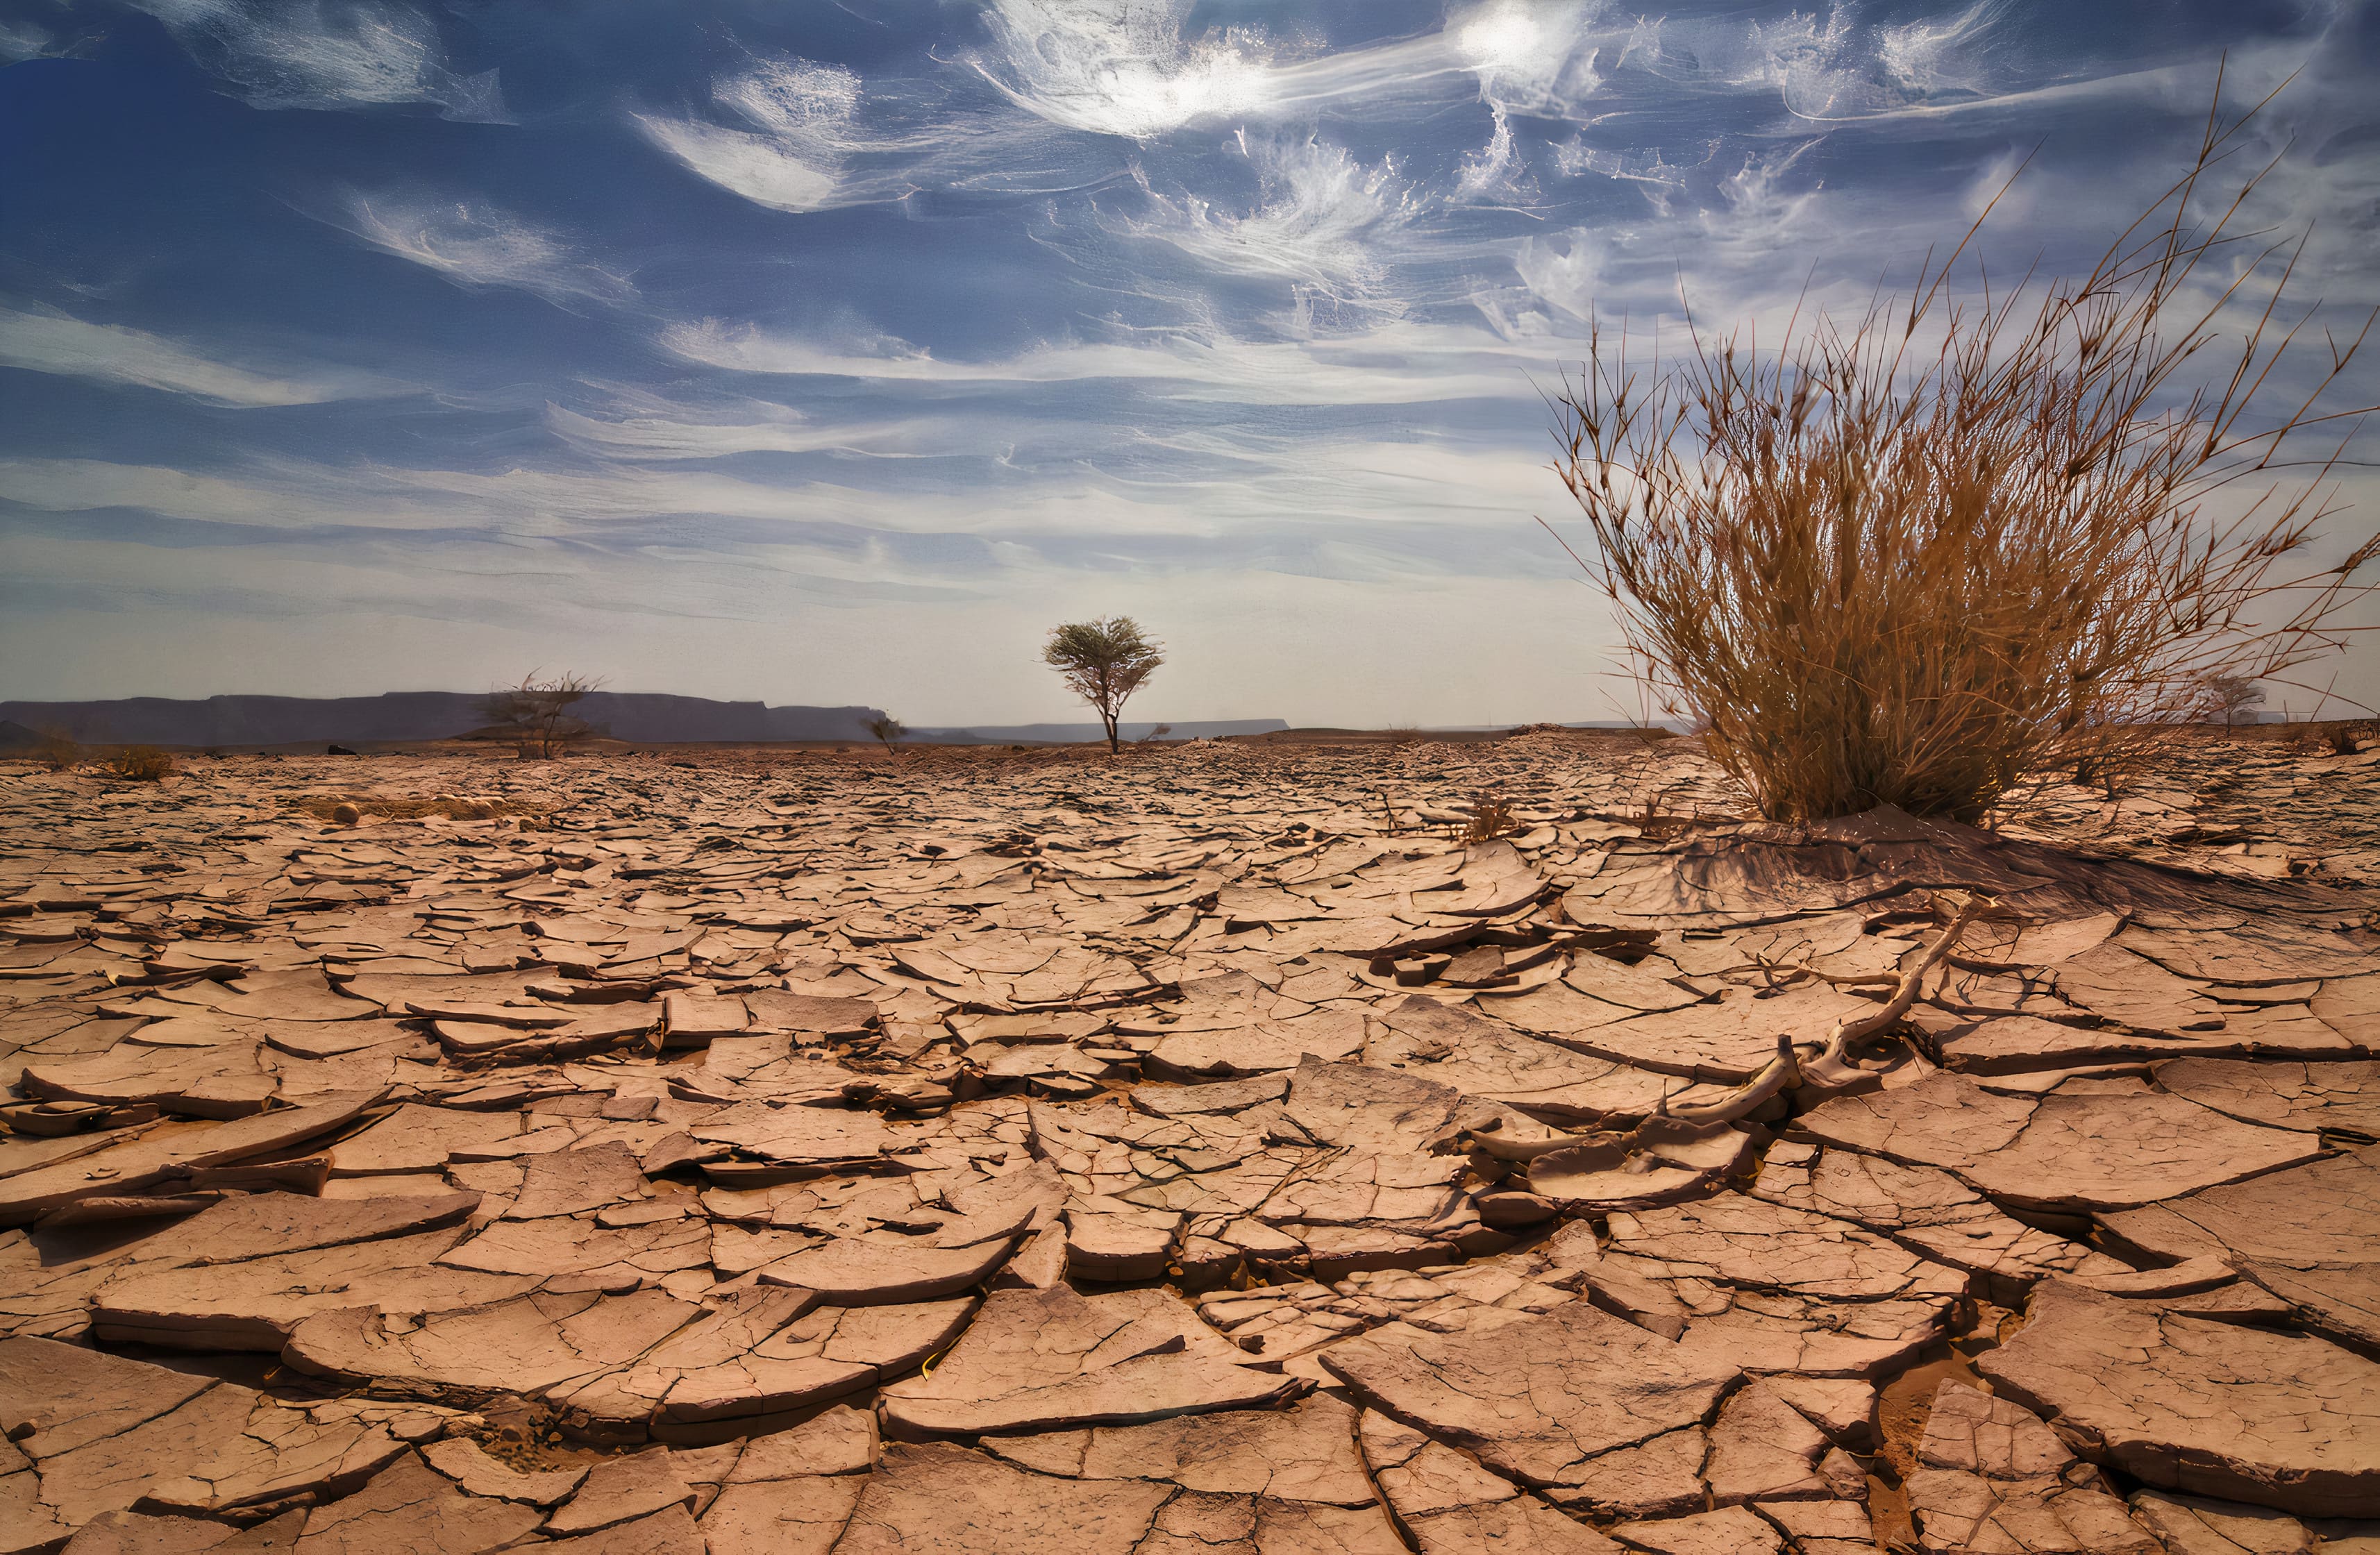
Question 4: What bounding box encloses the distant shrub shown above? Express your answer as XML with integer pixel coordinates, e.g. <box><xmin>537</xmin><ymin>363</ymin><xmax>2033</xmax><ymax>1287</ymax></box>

<box><xmin>2199</xmin><ymin>674</ymin><xmax>2267</xmax><ymax>728</ymax></box>
<box><xmin>1545</xmin><ymin>82</ymin><xmax>2376</xmax><ymax>823</ymax></box>
<box><xmin>483</xmin><ymin>670</ymin><xmax>603</xmax><ymax>759</ymax></box>
<box><xmin>100</xmin><ymin>746</ymin><xmax>174</xmax><ymax>782</ymax></box>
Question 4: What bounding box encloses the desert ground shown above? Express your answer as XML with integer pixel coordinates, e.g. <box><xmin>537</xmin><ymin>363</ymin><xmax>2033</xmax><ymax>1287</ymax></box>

<box><xmin>1</xmin><ymin>728</ymin><xmax>2377</xmax><ymax>1554</ymax></box>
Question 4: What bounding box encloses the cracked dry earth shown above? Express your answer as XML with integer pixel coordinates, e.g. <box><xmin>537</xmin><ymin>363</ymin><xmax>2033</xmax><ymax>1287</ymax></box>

<box><xmin>3</xmin><ymin>729</ymin><xmax>2379</xmax><ymax>1555</ymax></box>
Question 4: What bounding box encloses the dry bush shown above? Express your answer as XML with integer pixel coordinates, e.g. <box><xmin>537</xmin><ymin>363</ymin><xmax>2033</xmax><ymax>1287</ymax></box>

<box><xmin>1546</xmin><ymin>81</ymin><xmax>2376</xmax><ymax>824</ymax></box>
<box><xmin>1461</xmin><ymin>793</ymin><xmax>1518</xmax><ymax>845</ymax></box>
<box><xmin>99</xmin><ymin>746</ymin><xmax>174</xmax><ymax>782</ymax></box>
<box><xmin>2199</xmin><ymin>673</ymin><xmax>2268</xmax><ymax>727</ymax></box>
<box><xmin>483</xmin><ymin>670</ymin><xmax>603</xmax><ymax>759</ymax></box>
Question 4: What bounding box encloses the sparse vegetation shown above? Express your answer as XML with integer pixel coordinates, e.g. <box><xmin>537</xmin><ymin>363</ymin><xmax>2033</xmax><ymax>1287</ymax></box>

<box><xmin>483</xmin><ymin>671</ymin><xmax>602</xmax><ymax>759</ymax></box>
<box><xmin>1545</xmin><ymin>82</ymin><xmax>2377</xmax><ymax>824</ymax></box>
<box><xmin>865</xmin><ymin>714</ymin><xmax>907</xmax><ymax>755</ymax></box>
<box><xmin>1042</xmin><ymin>616</ymin><xmax>1164</xmax><ymax>755</ymax></box>
<box><xmin>1461</xmin><ymin>793</ymin><xmax>1518</xmax><ymax>844</ymax></box>
<box><xmin>99</xmin><ymin>746</ymin><xmax>174</xmax><ymax>782</ymax></box>
<box><xmin>2201</xmin><ymin>673</ymin><xmax>2267</xmax><ymax>727</ymax></box>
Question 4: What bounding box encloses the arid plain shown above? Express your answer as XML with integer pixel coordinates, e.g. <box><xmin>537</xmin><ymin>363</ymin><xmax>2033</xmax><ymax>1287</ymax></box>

<box><xmin>3</xmin><ymin>728</ymin><xmax>2377</xmax><ymax>1554</ymax></box>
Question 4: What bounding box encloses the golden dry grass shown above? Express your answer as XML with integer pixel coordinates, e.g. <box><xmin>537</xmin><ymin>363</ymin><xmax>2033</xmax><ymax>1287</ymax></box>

<box><xmin>1460</xmin><ymin>793</ymin><xmax>1519</xmax><ymax>844</ymax></box>
<box><xmin>1546</xmin><ymin>81</ymin><xmax>2377</xmax><ymax>823</ymax></box>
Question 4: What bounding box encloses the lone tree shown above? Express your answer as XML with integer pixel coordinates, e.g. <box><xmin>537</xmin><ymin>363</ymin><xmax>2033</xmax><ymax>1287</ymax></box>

<box><xmin>864</xmin><ymin>714</ymin><xmax>906</xmax><ymax>754</ymax></box>
<box><xmin>2201</xmin><ymin>675</ymin><xmax>2266</xmax><ymax>727</ymax></box>
<box><xmin>1043</xmin><ymin>616</ymin><xmax>1164</xmax><ymax>755</ymax></box>
<box><xmin>1543</xmin><ymin>78</ymin><xmax>2376</xmax><ymax>823</ymax></box>
<box><xmin>483</xmin><ymin>671</ymin><xmax>603</xmax><ymax>759</ymax></box>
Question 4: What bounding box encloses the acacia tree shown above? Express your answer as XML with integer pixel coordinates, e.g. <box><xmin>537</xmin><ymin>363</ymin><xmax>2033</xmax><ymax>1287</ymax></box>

<box><xmin>1043</xmin><ymin>617</ymin><xmax>1164</xmax><ymax>755</ymax></box>
<box><xmin>483</xmin><ymin>671</ymin><xmax>603</xmax><ymax>759</ymax></box>
<box><xmin>2201</xmin><ymin>675</ymin><xmax>2266</xmax><ymax>727</ymax></box>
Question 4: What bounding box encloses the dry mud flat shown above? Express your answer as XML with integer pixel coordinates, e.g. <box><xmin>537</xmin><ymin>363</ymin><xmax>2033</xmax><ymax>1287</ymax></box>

<box><xmin>1</xmin><ymin>730</ymin><xmax>2378</xmax><ymax>1554</ymax></box>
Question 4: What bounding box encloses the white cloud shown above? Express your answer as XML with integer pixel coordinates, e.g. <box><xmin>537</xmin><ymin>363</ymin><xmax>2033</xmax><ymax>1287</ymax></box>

<box><xmin>1877</xmin><ymin>1</ymin><xmax>2002</xmax><ymax>96</ymax></box>
<box><xmin>131</xmin><ymin>0</ymin><xmax>505</xmax><ymax>119</ymax></box>
<box><xmin>330</xmin><ymin>192</ymin><xmax>633</xmax><ymax>305</ymax></box>
<box><xmin>972</xmin><ymin>0</ymin><xmax>1282</xmax><ymax>139</ymax></box>
<box><xmin>1511</xmin><ymin>232</ymin><xmax>1606</xmax><ymax>321</ymax></box>
<box><xmin>634</xmin><ymin>116</ymin><xmax>844</xmax><ymax>212</ymax></box>
<box><xmin>1701</xmin><ymin>142</ymin><xmax>1825</xmax><ymax>252</ymax></box>
<box><xmin>1549</xmin><ymin>140</ymin><xmax>1690</xmax><ymax>187</ymax></box>
<box><xmin>635</xmin><ymin>58</ymin><xmax>892</xmax><ymax>214</ymax></box>
<box><xmin>0</xmin><ymin>305</ymin><xmax>405</xmax><ymax>406</ymax></box>
<box><xmin>1450</xmin><ymin>0</ymin><xmax>1612</xmax><ymax>117</ymax></box>
<box><xmin>0</xmin><ymin>422</ymin><xmax>1573</xmax><ymax>547</ymax></box>
<box><xmin>969</xmin><ymin>0</ymin><xmax>1461</xmax><ymax>140</ymax></box>
<box><xmin>0</xmin><ymin>17</ymin><xmax>54</xmax><ymax>61</ymax></box>
<box><xmin>655</xmin><ymin>315</ymin><xmax>1577</xmax><ymax>405</ymax></box>
<box><xmin>1111</xmin><ymin>135</ymin><xmax>1416</xmax><ymax>302</ymax></box>
<box><xmin>544</xmin><ymin>396</ymin><xmax>967</xmax><ymax>462</ymax></box>
<box><xmin>1455</xmin><ymin>103</ymin><xmax>1525</xmax><ymax>202</ymax></box>
<box><xmin>715</xmin><ymin>56</ymin><xmax>861</xmax><ymax>140</ymax></box>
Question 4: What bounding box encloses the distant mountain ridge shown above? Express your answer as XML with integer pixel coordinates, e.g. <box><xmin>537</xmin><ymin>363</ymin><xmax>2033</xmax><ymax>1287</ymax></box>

<box><xmin>0</xmin><ymin>693</ymin><xmax>887</xmax><ymax>748</ymax></box>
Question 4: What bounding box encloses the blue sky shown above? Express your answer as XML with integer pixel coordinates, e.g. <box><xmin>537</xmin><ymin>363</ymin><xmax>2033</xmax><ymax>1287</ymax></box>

<box><xmin>1</xmin><ymin>0</ymin><xmax>2374</xmax><ymax>725</ymax></box>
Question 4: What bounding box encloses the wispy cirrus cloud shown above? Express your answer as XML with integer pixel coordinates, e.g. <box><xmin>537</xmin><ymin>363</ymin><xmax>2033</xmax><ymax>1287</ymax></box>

<box><xmin>654</xmin><ymin>315</ymin><xmax>1570</xmax><ymax>405</ymax></box>
<box><xmin>325</xmin><ymin>192</ymin><xmax>634</xmax><ymax>305</ymax></box>
<box><xmin>634</xmin><ymin>58</ymin><xmax>873</xmax><ymax>214</ymax></box>
<box><xmin>967</xmin><ymin>0</ymin><xmax>1465</xmax><ymax>139</ymax></box>
<box><xmin>1106</xmin><ymin>134</ymin><xmax>1418</xmax><ymax>307</ymax></box>
<box><xmin>0</xmin><ymin>304</ymin><xmax>408</xmax><ymax>406</ymax></box>
<box><xmin>131</xmin><ymin>0</ymin><xmax>506</xmax><ymax>119</ymax></box>
<box><xmin>0</xmin><ymin>15</ymin><xmax>56</xmax><ymax>61</ymax></box>
<box><xmin>544</xmin><ymin>392</ymin><xmax>969</xmax><ymax>463</ymax></box>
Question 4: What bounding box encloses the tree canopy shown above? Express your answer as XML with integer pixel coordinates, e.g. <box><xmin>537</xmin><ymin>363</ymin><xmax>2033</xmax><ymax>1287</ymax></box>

<box><xmin>1043</xmin><ymin>617</ymin><xmax>1164</xmax><ymax>754</ymax></box>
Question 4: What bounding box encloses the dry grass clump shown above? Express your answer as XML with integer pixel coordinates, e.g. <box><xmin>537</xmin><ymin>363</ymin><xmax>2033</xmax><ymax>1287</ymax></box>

<box><xmin>288</xmin><ymin>793</ymin><xmax>536</xmax><ymax>822</ymax></box>
<box><xmin>1546</xmin><ymin>83</ymin><xmax>2376</xmax><ymax>823</ymax></box>
<box><xmin>98</xmin><ymin>746</ymin><xmax>174</xmax><ymax>782</ymax></box>
<box><xmin>1461</xmin><ymin>793</ymin><xmax>1519</xmax><ymax>844</ymax></box>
